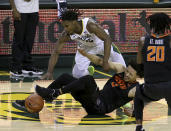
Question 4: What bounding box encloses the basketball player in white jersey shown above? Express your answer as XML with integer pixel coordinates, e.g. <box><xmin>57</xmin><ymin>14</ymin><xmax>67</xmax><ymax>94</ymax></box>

<box><xmin>41</xmin><ymin>9</ymin><xmax>126</xmax><ymax>79</ymax></box>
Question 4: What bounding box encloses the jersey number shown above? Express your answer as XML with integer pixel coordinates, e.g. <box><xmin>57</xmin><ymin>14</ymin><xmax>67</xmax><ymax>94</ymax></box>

<box><xmin>147</xmin><ymin>46</ymin><xmax>165</xmax><ymax>62</ymax></box>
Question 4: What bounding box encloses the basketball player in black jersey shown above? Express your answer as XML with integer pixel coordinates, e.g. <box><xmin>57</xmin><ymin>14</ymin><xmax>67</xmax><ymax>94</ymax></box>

<box><xmin>134</xmin><ymin>12</ymin><xmax>171</xmax><ymax>131</ymax></box>
<box><xmin>13</xmin><ymin>50</ymin><xmax>142</xmax><ymax>116</ymax></box>
<box><xmin>33</xmin><ymin>50</ymin><xmax>142</xmax><ymax>115</ymax></box>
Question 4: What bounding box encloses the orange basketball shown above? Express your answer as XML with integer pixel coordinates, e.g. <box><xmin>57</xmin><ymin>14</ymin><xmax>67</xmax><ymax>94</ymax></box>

<box><xmin>25</xmin><ymin>93</ymin><xmax>44</xmax><ymax>113</ymax></box>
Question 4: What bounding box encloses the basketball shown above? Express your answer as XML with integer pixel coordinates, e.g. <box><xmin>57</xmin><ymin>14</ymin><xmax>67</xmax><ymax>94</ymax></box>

<box><xmin>25</xmin><ymin>93</ymin><xmax>44</xmax><ymax>113</ymax></box>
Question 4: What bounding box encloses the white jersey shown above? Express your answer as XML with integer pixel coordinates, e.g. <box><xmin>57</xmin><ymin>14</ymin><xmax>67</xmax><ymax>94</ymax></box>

<box><xmin>71</xmin><ymin>19</ymin><xmax>126</xmax><ymax>78</ymax></box>
<box><xmin>14</xmin><ymin>0</ymin><xmax>39</xmax><ymax>13</ymax></box>
<box><xmin>70</xmin><ymin>18</ymin><xmax>104</xmax><ymax>52</ymax></box>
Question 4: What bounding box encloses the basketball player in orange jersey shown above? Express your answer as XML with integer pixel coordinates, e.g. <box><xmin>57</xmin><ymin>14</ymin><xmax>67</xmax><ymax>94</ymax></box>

<box><xmin>13</xmin><ymin>51</ymin><xmax>143</xmax><ymax>116</ymax></box>
<box><xmin>134</xmin><ymin>12</ymin><xmax>171</xmax><ymax>131</ymax></box>
<box><xmin>41</xmin><ymin>9</ymin><xmax>126</xmax><ymax>79</ymax></box>
<box><xmin>33</xmin><ymin>51</ymin><xmax>143</xmax><ymax>116</ymax></box>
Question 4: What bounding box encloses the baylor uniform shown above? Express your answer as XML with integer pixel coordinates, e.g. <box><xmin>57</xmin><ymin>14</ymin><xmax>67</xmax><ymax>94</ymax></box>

<box><xmin>70</xmin><ymin>18</ymin><xmax>126</xmax><ymax>78</ymax></box>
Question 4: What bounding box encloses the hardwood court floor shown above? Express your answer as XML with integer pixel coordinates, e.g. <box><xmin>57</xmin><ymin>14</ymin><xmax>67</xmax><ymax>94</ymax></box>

<box><xmin>0</xmin><ymin>74</ymin><xmax>171</xmax><ymax>131</ymax></box>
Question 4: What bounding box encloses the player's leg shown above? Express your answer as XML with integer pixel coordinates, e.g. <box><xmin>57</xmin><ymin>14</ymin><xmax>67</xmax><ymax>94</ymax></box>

<box><xmin>47</xmin><ymin>73</ymin><xmax>77</xmax><ymax>89</ymax></box>
<box><xmin>134</xmin><ymin>90</ymin><xmax>145</xmax><ymax>131</ymax></box>
<box><xmin>23</xmin><ymin>13</ymin><xmax>38</xmax><ymax>63</ymax></box>
<box><xmin>22</xmin><ymin>12</ymin><xmax>43</xmax><ymax>75</ymax></box>
<box><xmin>12</xmin><ymin>73</ymin><xmax>77</xmax><ymax>110</ymax></box>
<box><xmin>110</xmin><ymin>44</ymin><xmax>126</xmax><ymax>67</ymax></box>
<box><xmin>10</xmin><ymin>13</ymin><xmax>28</xmax><ymax>76</ymax></box>
<box><xmin>70</xmin><ymin>75</ymin><xmax>98</xmax><ymax>98</ymax></box>
<box><xmin>72</xmin><ymin>50</ymin><xmax>91</xmax><ymax>78</ymax></box>
<box><xmin>70</xmin><ymin>75</ymin><xmax>104</xmax><ymax>115</ymax></box>
<box><xmin>59</xmin><ymin>75</ymin><xmax>97</xmax><ymax>94</ymax></box>
<box><xmin>134</xmin><ymin>84</ymin><xmax>155</xmax><ymax>131</ymax></box>
<box><xmin>35</xmin><ymin>75</ymin><xmax>97</xmax><ymax>102</ymax></box>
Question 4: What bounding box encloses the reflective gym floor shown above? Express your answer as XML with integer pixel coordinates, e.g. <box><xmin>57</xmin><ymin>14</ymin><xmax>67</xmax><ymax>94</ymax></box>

<box><xmin>0</xmin><ymin>69</ymin><xmax>171</xmax><ymax>131</ymax></box>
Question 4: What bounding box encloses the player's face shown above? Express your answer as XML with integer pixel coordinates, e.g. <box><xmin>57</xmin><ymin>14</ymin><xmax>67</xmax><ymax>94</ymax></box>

<box><xmin>124</xmin><ymin>65</ymin><xmax>137</xmax><ymax>82</ymax></box>
<box><xmin>62</xmin><ymin>20</ymin><xmax>76</xmax><ymax>35</ymax></box>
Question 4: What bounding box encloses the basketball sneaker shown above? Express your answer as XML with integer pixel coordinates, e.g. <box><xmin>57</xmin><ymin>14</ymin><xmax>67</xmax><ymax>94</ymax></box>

<box><xmin>9</xmin><ymin>64</ymin><xmax>23</xmax><ymax>76</ymax></box>
<box><xmin>35</xmin><ymin>85</ymin><xmax>60</xmax><ymax>102</ymax></box>
<box><xmin>88</xmin><ymin>66</ymin><xmax>95</xmax><ymax>76</ymax></box>
<box><xmin>135</xmin><ymin>125</ymin><xmax>145</xmax><ymax>131</ymax></box>
<box><xmin>10</xmin><ymin>69</ymin><xmax>23</xmax><ymax>76</ymax></box>
<box><xmin>22</xmin><ymin>65</ymin><xmax>43</xmax><ymax>75</ymax></box>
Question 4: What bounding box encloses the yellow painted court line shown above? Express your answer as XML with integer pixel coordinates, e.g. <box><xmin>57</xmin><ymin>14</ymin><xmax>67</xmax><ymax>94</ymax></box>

<box><xmin>0</xmin><ymin>71</ymin><xmax>10</xmax><ymax>76</ymax></box>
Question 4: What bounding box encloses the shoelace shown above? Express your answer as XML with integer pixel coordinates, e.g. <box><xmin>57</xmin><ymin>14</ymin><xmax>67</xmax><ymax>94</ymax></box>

<box><xmin>50</xmin><ymin>89</ymin><xmax>57</xmax><ymax>100</ymax></box>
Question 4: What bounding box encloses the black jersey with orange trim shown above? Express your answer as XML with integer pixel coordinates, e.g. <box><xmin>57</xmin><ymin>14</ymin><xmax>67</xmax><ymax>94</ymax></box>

<box><xmin>99</xmin><ymin>73</ymin><xmax>139</xmax><ymax>113</ymax></box>
<box><xmin>142</xmin><ymin>34</ymin><xmax>171</xmax><ymax>83</ymax></box>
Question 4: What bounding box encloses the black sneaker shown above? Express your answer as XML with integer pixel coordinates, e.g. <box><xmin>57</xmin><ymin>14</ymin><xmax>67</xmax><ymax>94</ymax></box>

<box><xmin>22</xmin><ymin>66</ymin><xmax>43</xmax><ymax>75</ymax></box>
<box><xmin>135</xmin><ymin>125</ymin><xmax>145</xmax><ymax>131</ymax></box>
<box><xmin>12</xmin><ymin>100</ymin><xmax>27</xmax><ymax>112</ymax></box>
<box><xmin>35</xmin><ymin>85</ymin><xmax>59</xmax><ymax>102</ymax></box>
<box><xmin>9</xmin><ymin>63</ymin><xmax>23</xmax><ymax>76</ymax></box>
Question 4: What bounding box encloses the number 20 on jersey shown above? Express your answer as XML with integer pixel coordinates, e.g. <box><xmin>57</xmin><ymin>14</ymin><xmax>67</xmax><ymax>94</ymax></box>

<box><xmin>147</xmin><ymin>46</ymin><xmax>165</xmax><ymax>62</ymax></box>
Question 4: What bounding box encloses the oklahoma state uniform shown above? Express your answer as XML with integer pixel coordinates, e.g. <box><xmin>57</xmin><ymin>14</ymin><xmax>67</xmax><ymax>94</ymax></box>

<box><xmin>72</xmin><ymin>73</ymin><xmax>139</xmax><ymax>115</ymax></box>
<box><xmin>98</xmin><ymin>73</ymin><xmax>139</xmax><ymax>114</ymax></box>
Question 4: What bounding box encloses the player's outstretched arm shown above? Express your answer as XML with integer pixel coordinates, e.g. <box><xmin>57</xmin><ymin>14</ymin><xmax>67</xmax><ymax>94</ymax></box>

<box><xmin>78</xmin><ymin>49</ymin><xmax>103</xmax><ymax>65</ymax></box>
<box><xmin>41</xmin><ymin>31</ymin><xmax>71</xmax><ymax>80</ymax></box>
<box><xmin>87</xmin><ymin>19</ymin><xmax>111</xmax><ymax>72</ymax></box>
<box><xmin>78</xmin><ymin>49</ymin><xmax>125</xmax><ymax>73</ymax></box>
<box><xmin>137</xmin><ymin>37</ymin><xmax>145</xmax><ymax>64</ymax></box>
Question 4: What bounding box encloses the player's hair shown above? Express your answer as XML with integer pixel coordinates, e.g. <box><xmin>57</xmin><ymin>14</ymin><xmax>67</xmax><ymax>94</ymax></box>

<box><xmin>59</xmin><ymin>9</ymin><xmax>82</xmax><ymax>21</ymax></box>
<box><xmin>147</xmin><ymin>12</ymin><xmax>171</xmax><ymax>34</ymax></box>
<box><xmin>127</xmin><ymin>59</ymin><xmax>144</xmax><ymax>78</ymax></box>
